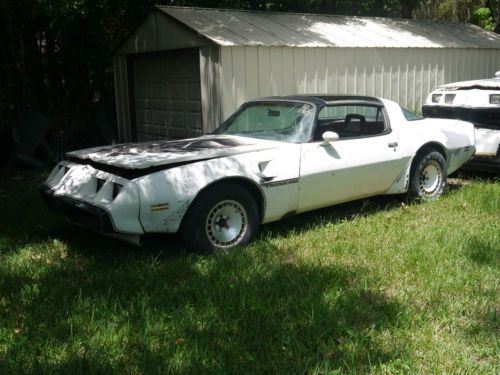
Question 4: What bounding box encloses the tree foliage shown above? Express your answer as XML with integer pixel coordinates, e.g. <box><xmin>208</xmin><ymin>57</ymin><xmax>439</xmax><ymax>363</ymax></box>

<box><xmin>0</xmin><ymin>0</ymin><xmax>498</xmax><ymax>131</ymax></box>
<box><xmin>473</xmin><ymin>6</ymin><xmax>496</xmax><ymax>30</ymax></box>
<box><xmin>414</xmin><ymin>0</ymin><xmax>499</xmax><ymax>28</ymax></box>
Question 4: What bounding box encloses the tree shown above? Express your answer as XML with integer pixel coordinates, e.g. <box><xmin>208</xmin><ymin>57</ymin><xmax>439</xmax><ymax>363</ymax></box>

<box><xmin>414</xmin><ymin>0</ymin><xmax>499</xmax><ymax>28</ymax></box>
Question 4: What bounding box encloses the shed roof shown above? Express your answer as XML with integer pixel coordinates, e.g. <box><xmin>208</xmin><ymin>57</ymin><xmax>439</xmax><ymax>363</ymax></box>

<box><xmin>157</xmin><ymin>6</ymin><xmax>500</xmax><ymax>49</ymax></box>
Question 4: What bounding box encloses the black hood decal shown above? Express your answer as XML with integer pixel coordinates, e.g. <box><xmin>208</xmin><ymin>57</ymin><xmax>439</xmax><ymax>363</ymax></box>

<box><xmin>66</xmin><ymin>136</ymin><xmax>273</xmax><ymax>180</ymax></box>
<box><xmin>67</xmin><ymin>155</ymin><xmax>229</xmax><ymax>180</ymax></box>
<box><xmin>87</xmin><ymin>137</ymin><xmax>256</xmax><ymax>158</ymax></box>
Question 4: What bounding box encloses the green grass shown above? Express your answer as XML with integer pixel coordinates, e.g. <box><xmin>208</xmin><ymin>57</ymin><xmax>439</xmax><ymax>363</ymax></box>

<box><xmin>0</xmin><ymin>170</ymin><xmax>498</xmax><ymax>374</ymax></box>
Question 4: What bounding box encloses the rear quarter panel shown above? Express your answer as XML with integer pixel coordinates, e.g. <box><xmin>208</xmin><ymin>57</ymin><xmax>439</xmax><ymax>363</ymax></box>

<box><xmin>383</xmin><ymin>100</ymin><xmax>475</xmax><ymax>175</ymax></box>
<box><xmin>404</xmin><ymin>118</ymin><xmax>475</xmax><ymax>173</ymax></box>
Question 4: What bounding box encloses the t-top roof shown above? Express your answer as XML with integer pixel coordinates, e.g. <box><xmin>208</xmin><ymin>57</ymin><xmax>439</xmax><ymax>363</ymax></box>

<box><xmin>157</xmin><ymin>6</ymin><xmax>500</xmax><ymax>49</ymax></box>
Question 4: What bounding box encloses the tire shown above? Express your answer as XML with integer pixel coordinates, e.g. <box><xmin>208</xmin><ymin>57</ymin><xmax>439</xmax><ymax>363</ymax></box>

<box><xmin>409</xmin><ymin>151</ymin><xmax>447</xmax><ymax>201</ymax></box>
<box><xmin>180</xmin><ymin>182</ymin><xmax>259</xmax><ymax>252</ymax></box>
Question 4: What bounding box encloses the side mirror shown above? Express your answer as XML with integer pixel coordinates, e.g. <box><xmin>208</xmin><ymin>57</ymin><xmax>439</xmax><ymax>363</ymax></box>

<box><xmin>321</xmin><ymin>131</ymin><xmax>339</xmax><ymax>145</ymax></box>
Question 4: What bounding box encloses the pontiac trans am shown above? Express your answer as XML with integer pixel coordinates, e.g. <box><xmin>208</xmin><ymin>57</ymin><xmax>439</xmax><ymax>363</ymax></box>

<box><xmin>40</xmin><ymin>95</ymin><xmax>475</xmax><ymax>250</ymax></box>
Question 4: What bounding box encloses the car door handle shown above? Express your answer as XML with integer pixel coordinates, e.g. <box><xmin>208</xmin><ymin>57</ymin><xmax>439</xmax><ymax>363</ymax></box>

<box><xmin>388</xmin><ymin>142</ymin><xmax>398</xmax><ymax>148</ymax></box>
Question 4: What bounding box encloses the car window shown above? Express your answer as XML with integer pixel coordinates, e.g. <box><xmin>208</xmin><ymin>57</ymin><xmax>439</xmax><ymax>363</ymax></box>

<box><xmin>401</xmin><ymin>107</ymin><xmax>423</xmax><ymax>121</ymax></box>
<box><xmin>319</xmin><ymin>105</ymin><xmax>381</xmax><ymax>121</ymax></box>
<box><xmin>315</xmin><ymin>104</ymin><xmax>388</xmax><ymax>140</ymax></box>
<box><xmin>213</xmin><ymin>102</ymin><xmax>315</xmax><ymax>143</ymax></box>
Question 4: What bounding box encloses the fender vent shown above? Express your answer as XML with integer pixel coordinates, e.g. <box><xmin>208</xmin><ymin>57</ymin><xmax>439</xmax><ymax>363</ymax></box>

<box><xmin>96</xmin><ymin>178</ymin><xmax>106</xmax><ymax>192</ymax></box>
<box><xmin>112</xmin><ymin>183</ymin><xmax>123</xmax><ymax>199</ymax></box>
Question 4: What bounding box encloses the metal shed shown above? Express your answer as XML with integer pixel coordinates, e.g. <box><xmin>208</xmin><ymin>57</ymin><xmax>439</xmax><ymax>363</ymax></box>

<box><xmin>113</xmin><ymin>6</ymin><xmax>500</xmax><ymax>142</ymax></box>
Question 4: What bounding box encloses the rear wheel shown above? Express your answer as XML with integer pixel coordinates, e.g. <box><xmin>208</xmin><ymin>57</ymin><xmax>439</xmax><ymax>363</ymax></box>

<box><xmin>180</xmin><ymin>182</ymin><xmax>259</xmax><ymax>252</ymax></box>
<box><xmin>409</xmin><ymin>151</ymin><xmax>447</xmax><ymax>201</ymax></box>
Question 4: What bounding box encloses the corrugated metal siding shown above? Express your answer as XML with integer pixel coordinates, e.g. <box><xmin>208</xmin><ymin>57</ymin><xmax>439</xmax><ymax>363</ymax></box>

<box><xmin>159</xmin><ymin>6</ymin><xmax>500</xmax><ymax>49</ymax></box>
<box><xmin>113</xmin><ymin>55</ymin><xmax>132</xmax><ymax>141</ymax></box>
<box><xmin>219</xmin><ymin>46</ymin><xmax>500</xmax><ymax>118</ymax></box>
<box><xmin>199</xmin><ymin>46</ymin><xmax>223</xmax><ymax>133</ymax></box>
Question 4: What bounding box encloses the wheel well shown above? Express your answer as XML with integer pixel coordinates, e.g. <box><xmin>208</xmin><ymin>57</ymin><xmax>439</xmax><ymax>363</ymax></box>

<box><xmin>414</xmin><ymin>142</ymin><xmax>447</xmax><ymax>164</ymax></box>
<box><xmin>190</xmin><ymin>178</ymin><xmax>265</xmax><ymax>222</ymax></box>
<box><xmin>410</xmin><ymin>142</ymin><xmax>448</xmax><ymax>179</ymax></box>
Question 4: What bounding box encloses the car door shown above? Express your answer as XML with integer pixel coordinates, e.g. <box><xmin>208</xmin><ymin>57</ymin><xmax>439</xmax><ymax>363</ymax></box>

<box><xmin>298</xmin><ymin>104</ymin><xmax>409</xmax><ymax>213</ymax></box>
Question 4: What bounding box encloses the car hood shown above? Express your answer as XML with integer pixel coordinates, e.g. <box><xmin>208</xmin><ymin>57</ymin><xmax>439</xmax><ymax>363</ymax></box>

<box><xmin>66</xmin><ymin>135</ymin><xmax>283</xmax><ymax>169</ymax></box>
<box><xmin>439</xmin><ymin>77</ymin><xmax>500</xmax><ymax>90</ymax></box>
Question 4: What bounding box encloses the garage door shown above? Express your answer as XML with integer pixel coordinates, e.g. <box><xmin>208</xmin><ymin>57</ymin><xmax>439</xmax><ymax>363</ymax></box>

<box><xmin>133</xmin><ymin>49</ymin><xmax>202</xmax><ymax>141</ymax></box>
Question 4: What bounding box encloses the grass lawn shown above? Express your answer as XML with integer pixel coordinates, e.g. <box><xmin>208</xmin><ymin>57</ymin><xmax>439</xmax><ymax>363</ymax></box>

<box><xmin>0</xmin><ymin>169</ymin><xmax>498</xmax><ymax>374</ymax></box>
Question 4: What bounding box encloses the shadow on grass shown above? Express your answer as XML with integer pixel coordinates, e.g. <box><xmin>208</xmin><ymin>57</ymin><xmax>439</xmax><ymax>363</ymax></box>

<box><xmin>460</xmin><ymin>235</ymin><xmax>500</xmax><ymax>347</ymax></box>
<box><xmin>452</xmin><ymin>169</ymin><xmax>499</xmax><ymax>183</ymax></box>
<box><xmin>465</xmin><ymin>302</ymin><xmax>500</xmax><ymax>345</ymax></box>
<box><xmin>463</xmin><ymin>236</ymin><xmax>499</xmax><ymax>269</ymax></box>
<box><xmin>0</xmin><ymin>170</ymin><xmax>410</xmax><ymax>372</ymax></box>
<box><xmin>261</xmin><ymin>195</ymin><xmax>405</xmax><ymax>241</ymax></box>
<box><xmin>0</xmin><ymin>240</ymin><xmax>405</xmax><ymax>374</ymax></box>
<box><xmin>447</xmin><ymin>169</ymin><xmax>498</xmax><ymax>194</ymax></box>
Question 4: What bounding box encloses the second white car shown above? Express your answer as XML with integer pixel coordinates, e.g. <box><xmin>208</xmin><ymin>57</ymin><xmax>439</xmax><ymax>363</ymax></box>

<box><xmin>423</xmin><ymin>72</ymin><xmax>500</xmax><ymax>172</ymax></box>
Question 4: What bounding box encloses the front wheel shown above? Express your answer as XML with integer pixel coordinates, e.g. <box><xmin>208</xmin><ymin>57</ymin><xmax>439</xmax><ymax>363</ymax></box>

<box><xmin>409</xmin><ymin>151</ymin><xmax>447</xmax><ymax>201</ymax></box>
<box><xmin>180</xmin><ymin>182</ymin><xmax>259</xmax><ymax>252</ymax></box>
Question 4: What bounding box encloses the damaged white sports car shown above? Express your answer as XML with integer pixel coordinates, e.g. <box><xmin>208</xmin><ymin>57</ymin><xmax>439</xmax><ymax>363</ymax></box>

<box><xmin>423</xmin><ymin>72</ymin><xmax>500</xmax><ymax>172</ymax></box>
<box><xmin>41</xmin><ymin>95</ymin><xmax>475</xmax><ymax>250</ymax></box>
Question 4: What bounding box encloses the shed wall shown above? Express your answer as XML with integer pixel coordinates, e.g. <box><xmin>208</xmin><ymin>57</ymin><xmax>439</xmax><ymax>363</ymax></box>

<box><xmin>199</xmin><ymin>46</ymin><xmax>223</xmax><ymax>133</ymax></box>
<box><xmin>113</xmin><ymin>55</ymin><xmax>132</xmax><ymax>142</ymax></box>
<box><xmin>219</xmin><ymin>46</ymin><xmax>500</xmax><ymax>119</ymax></box>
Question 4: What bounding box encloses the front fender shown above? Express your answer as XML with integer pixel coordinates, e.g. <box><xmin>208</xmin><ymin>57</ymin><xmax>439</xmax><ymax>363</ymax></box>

<box><xmin>135</xmin><ymin>155</ymin><xmax>262</xmax><ymax>233</ymax></box>
<box><xmin>135</xmin><ymin>145</ymin><xmax>302</xmax><ymax>233</ymax></box>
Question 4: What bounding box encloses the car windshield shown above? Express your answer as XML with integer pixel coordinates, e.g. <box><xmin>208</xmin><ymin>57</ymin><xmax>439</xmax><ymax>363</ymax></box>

<box><xmin>213</xmin><ymin>102</ymin><xmax>315</xmax><ymax>143</ymax></box>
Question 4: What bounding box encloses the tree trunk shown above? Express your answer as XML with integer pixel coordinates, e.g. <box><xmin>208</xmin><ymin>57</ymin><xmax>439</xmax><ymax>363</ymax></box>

<box><xmin>401</xmin><ymin>0</ymin><xmax>418</xmax><ymax>19</ymax></box>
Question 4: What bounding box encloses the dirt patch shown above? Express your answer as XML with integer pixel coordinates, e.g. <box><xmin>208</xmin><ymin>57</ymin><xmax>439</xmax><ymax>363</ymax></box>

<box><xmin>447</xmin><ymin>177</ymin><xmax>469</xmax><ymax>187</ymax></box>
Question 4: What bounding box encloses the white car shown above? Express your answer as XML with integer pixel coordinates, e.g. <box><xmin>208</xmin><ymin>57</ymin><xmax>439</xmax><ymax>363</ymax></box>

<box><xmin>423</xmin><ymin>72</ymin><xmax>500</xmax><ymax>172</ymax></box>
<box><xmin>40</xmin><ymin>95</ymin><xmax>475</xmax><ymax>251</ymax></box>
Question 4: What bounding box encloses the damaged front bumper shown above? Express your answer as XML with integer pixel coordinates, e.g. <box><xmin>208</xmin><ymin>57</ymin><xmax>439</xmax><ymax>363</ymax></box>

<box><xmin>40</xmin><ymin>161</ymin><xmax>144</xmax><ymax>244</ymax></box>
<box><xmin>40</xmin><ymin>184</ymin><xmax>115</xmax><ymax>233</ymax></box>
